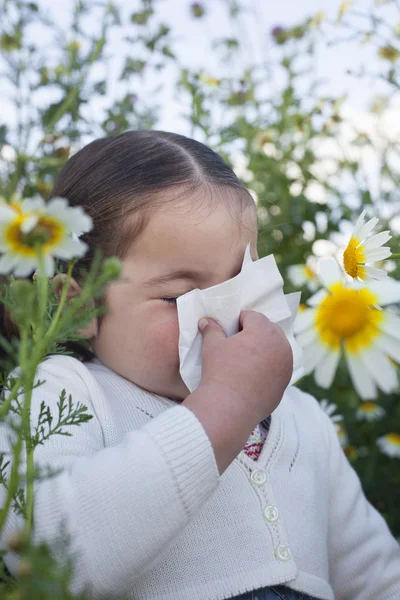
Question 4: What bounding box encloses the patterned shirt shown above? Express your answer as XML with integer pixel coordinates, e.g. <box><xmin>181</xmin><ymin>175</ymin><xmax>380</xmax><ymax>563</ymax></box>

<box><xmin>243</xmin><ymin>415</ymin><xmax>271</xmax><ymax>461</ymax></box>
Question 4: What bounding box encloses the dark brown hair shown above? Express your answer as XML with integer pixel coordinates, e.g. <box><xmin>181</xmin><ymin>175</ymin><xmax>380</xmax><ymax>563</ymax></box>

<box><xmin>52</xmin><ymin>129</ymin><xmax>254</xmax><ymax>273</ymax></box>
<box><xmin>1</xmin><ymin>130</ymin><xmax>255</xmax><ymax>364</ymax></box>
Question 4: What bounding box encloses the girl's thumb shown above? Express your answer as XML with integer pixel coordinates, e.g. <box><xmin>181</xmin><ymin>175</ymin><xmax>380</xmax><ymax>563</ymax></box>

<box><xmin>198</xmin><ymin>317</ymin><xmax>225</xmax><ymax>339</ymax></box>
<box><xmin>198</xmin><ymin>318</ymin><xmax>209</xmax><ymax>333</ymax></box>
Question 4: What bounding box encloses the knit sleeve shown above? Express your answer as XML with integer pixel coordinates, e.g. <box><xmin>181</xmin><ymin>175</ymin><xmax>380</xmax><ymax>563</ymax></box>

<box><xmin>0</xmin><ymin>357</ymin><xmax>220</xmax><ymax>599</ymax></box>
<box><xmin>321</xmin><ymin>409</ymin><xmax>400</xmax><ymax>600</ymax></box>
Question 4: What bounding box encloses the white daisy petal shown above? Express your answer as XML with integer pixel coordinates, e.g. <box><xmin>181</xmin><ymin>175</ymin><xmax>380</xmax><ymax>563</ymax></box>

<box><xmin>0</xmin><ymin>204</ymin><xmax>17</xmax><ymax>222</ymax></box>
<box><xmin>53</xmin><ymin>237</ymin><xmax>87</xmax><ymax>259</ymax></box>
<box><xmin>302</xmin><ymin>339</ymin><xmax>330</xmax><ymax>374</ymax></box>
<box><xmin>320</xmin><ymin>399</ymin><xmax>343</xmax><ymax>427</ymax></box>
<box><xmin>364</xmin><ymin>247</ymin><xmax>392</xmax><ymax>262</ymax></box>
<box><xmin>308</xmin><ymin>279</ymin><xmax>320</xmax><ymax>292</ymax></box>
<box><xmin>314</xmin><ymin>349</ymin><xmax>341</xmax><ymax>388</ymax></box>
<box><xmin>22</xmin><ymin>197</ymin><xmax>46</xmax><ymax>212</ymax></box>
<box><xmin>377</xmin><ymin>434</ymin><xmax>400</xmax><ymax>458</ymax></box>
<box><xmin>20</xmin><ymin>215</ymin><xmax>39</xmax><ymax>234</ymax></box>
<box><xmin>0</xmin><ymin>254</ymin><xmax>20</xmax><ymax>274</ymax></box>
<box><xmin>307</xmin><ymin>289</ymin><xmax>328</xmax><ymax>307</ymax></box>
<box><xmin>368</xmin><ymin>280</ymin><xmax>400</xmax><ymax>306</ymax></box>
<box><xmin>296</xmin><ymin>327</ymin><xmax>319</xmax><ymax>347</ymax></box>
<box><xmin>317</xmin><ymin>257</ymin><xmax>342</xmax><ymax>289</ymax></box>
<box><xmin>357</xmin><ymin>217</ymin><xmax>379</xmax><ymax>241</ymax></box>
<box><xmin>379</xmin><ymin>312</ymin><xmax>400</xmax><ymax>340</ymax></box>
<box><xmin>344</xmin><ymin>351</ymin><xmax>377</xmax><ymax>399</ymax></box>
<box><xmin>374</xmin><ymin>333</ymin><xmax>400</xmax><ymax>363</ymax></box>
<box><xmin>69</xmin><ymin>209</ymin><xmax>93</xmax><ymax>234</ymax></box>
<box><xmin>13</xmin><ymin>258</ymin><xmax>37</xmax><ymax>278</ymax></box>
<box><xmin>293</xmin><ymin>308</ymin><xmax>316</xmax><ymax>334</ymax></box>
<box><xmin>363</xmin><ymin>230</ymin><xmax>392</xmax><ymax>251</ymax></box>
<box><xmin>360</xmin><ymin>347</ymin><xmax>398</xmax><ymax>395</ymax></box>
<box><xmin>48</xmin><ymin>202</ymin><xmax>92</xmax><ymax>234</ymax></box>
<box><xmin>364</xmin><ymin>265</ymin><xmax>388</xmax><ymax>280</ymax></box>
<box><xmin>287</xmin><ymin>265</ymin><xmax>308</xmax><ymax>287</ymax></box>
<box><xmin>352</xmin><ymin>209</ymin><xmax>367</xmax><ymax>238</ymax></box>
<box><xmin>46</xmin><ymin>197</ymin><xmax>69</xmax><ymax>214</ymax></box>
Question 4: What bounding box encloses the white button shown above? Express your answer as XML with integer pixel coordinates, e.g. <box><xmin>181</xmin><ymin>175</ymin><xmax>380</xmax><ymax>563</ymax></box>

<box><xmin>275</xmin><ymin>544</ymin><xmax>291</xmax><ymax>561</ymax></box>
<box><xmin>264</xmin><ymin>505</ymin><xmax>279</xmax><ymax>522</ymax></box>
<box><xmin>250</xmin><ymin>469</ymin><xmax>266</xmax><ymax>486</ymax></box>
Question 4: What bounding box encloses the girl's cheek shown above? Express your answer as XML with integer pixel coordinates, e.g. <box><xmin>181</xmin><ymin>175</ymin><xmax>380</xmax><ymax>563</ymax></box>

<box><xmin>146</xmin><ymin>310</ymin><xmax>180</xmax><ymax>360</ymax></box>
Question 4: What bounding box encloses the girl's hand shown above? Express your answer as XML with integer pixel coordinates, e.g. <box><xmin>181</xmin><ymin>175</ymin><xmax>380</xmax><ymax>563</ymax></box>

<box><xmin>183</xmin><ymin>310</ymin><xmax>293</xmax><ymax>474</ymax></box>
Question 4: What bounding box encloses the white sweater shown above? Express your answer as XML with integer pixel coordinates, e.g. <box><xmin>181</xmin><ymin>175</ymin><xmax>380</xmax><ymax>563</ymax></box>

<box><xmin>1</xmin><ymin>355</ymin><xmax>399</xmax><ymax>600</ymax></box>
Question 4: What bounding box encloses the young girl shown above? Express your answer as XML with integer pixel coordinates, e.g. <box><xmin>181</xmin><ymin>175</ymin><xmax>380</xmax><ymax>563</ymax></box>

<box><xmin>1</xmin><ymin>130</ymin><xmax>400</xmax><ymax>600</ymax></box>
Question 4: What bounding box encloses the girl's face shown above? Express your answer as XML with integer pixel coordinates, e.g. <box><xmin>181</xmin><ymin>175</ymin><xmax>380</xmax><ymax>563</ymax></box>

<box><xmin>92</xmin><ymin>193</ymin><xmax>259</xmax><ymax>401</ymax></box>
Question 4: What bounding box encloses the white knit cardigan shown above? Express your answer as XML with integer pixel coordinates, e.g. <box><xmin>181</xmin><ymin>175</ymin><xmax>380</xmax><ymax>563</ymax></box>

<box><xmin>1</xmin><ymin>355</ymin><xmax>399</xmax><ymax>600</ymax></box>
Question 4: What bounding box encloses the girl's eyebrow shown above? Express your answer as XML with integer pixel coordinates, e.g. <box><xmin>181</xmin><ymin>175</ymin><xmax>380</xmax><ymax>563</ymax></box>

<box><xmin>143</xmin><ymin>260</ymin><xmax>244</xmax><ymax>287</ymax></box>
<box><xmin>143</xmin><ymin>268</ymin><xmax>208</xmax><ymax>287</ymax></box>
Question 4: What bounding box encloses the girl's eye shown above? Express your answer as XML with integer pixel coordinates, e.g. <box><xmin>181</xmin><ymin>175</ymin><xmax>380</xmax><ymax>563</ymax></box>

<box><xmin>161</xmin><ymin>297</ymin><xmax>178</xmax><ymax>304</ymax></box>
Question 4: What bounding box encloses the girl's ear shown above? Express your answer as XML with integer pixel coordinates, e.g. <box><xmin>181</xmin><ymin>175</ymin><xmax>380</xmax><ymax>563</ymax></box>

<box><xmin>51</xmin><ymin>274</ymin><xmax>98</xmax><ymax>339</ymax></box>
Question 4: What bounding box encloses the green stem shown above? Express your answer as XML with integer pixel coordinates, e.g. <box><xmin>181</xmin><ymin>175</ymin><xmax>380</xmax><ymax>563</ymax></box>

<box><xmin>36</xmin><ymin>249</ymin><xmax>48</xmax><ymax>334</ymax></box>
<box><xmin>0</xmin><ymin>379</ymin><xmax>22</xmax><ymax>420</ymax></box>
<box><xmin>390</xmin><ymin>253</ymin><xmax>400</xmax><ymax>259</ymax></box>
<box><xmin>22</xmin><ymin>373</ymin><xmax>36</xmax><ymax>539</ymax></box>
<box><xmin>0</xmin><ymin>330</ymin><xmax>28</xmax><ymax>537</ymax></box>
<box><xmin>22</xmin><ymin>253</ymin><xmax>49</xmax><ymax>537</ymax></box>
<box><xmin>44</xmin><ymin>260</ymin><xmax>74</xmax><ymax>342</ymax></box>
<box><xmin>0</xmin><ymin>425</ymin><xmax>24</xmax><ymax>536</ymax></box>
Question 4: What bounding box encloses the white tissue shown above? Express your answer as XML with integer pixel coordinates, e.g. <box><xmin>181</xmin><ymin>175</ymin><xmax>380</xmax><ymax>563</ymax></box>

<box><xmin>177</xmin><ymin>243</ymin><xmax>304</xmax><ymax>392</ymax></box>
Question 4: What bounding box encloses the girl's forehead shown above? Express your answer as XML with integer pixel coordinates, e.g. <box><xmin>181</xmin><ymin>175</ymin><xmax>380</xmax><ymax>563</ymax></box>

<box><xmin>146</xmin><ymin>199</ymin><xmax>256</xmax><ymax>247</ymax></box>
<box><xmin>125</xmin><ymin>185</ymin><xmax>258</xmax><ymax>255</ymax></box>
<box><xmin>123</xmin><ymin>192</ymin><xmax>258</xmax><ymax>275</ymax></box>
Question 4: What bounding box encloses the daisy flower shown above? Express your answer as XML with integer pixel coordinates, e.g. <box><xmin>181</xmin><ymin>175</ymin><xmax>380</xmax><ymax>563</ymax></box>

<box><xmin>319</xmin><ymin>399</ymin><xmax>343</xmax><ymax>432</ymax></box>
<box><xmin>287</xmin><ymin>256</ymin><xmax>319</xmax><ymax>292</ymax></box>
<box><xmin>343</xmin><ymin>209</ymin><xmax>392</xmax><ymax>281</ymax></box>
<box><xmin>0</xmin><ymin>196</ymin><xmax>92</xmax><ymax>278</ymax></box>
<box><xmin>336</xmin><ymin>423</ymin><xmax>348</xmax><ymax>448</ymax></box>
<box><xmin>344</xmin><ymin>445</ymin><xmax>358</xmax><ymax>461</ymax></box>
<box><xmin>199</xmin><ymin>74</ymin><xmax>220</xmax><ymax>88</ymax></box>
<box><xmin>293</xmin><ymin>256</ymin><xmax>400</xmax><ymax>399</ymax></box>
<box><xmin>377</xmin><ymin>433</ymin><xmax>400</xmax><ymax>458</ymax></box>
<box><xmin>356</xmin><ymin>401</ymin><xmax>385</xmax><ymax>422</ymax></box>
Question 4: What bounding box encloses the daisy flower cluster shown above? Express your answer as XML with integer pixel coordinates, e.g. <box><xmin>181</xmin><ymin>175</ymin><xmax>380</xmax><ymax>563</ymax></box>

<box><xmin>0</xmin><ymin>196</ymin><xmax>92</xmax><ymax>277</ymax></box>
<box><xmin>289</xmin><ymin>209</ymin><xmax>400</xmax><ymax>460</ymax></box>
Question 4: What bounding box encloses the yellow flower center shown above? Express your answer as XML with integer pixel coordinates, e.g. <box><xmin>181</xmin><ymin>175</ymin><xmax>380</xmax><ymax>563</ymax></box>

<box><xmin>343</xmin><ymin>237</ymin><xmax>366</xmax><ymax>279</ymax></box>
<box><xmin>5</xmin><ymin>213</ymin><xmax>65</xmax><ymax>257</ymax></box>
<box><xmin>304</xmin><ymin>265</ymin><xmax>316</xmax><ymax>280</ymax></box>
<box><xmin>315</xmin><ymin>283</ymin><xmax>383</xmax><ymax>352</ymax></box>
<box><xmin>360</xmin><ymin>402</ymin><xmax>377</xmax><ymax>413</ymax></box>
<box><xmin>386</xmin><ymin>433</ymin><xmax>400</xmax><ymax>447</ymax></box>
<box><xmin>344</xmin><ymin>445</ymin><xmax>357</xmax><ymax>459</ymax></box>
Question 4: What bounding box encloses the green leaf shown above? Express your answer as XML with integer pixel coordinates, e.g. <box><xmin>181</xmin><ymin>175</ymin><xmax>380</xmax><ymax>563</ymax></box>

<box><xmin>0</xmin><ymin>125</ymin><xmax>7</xmax><ymax>148</ymax></box>
<box><xmin>0</xmin><ymin>33</ymin><xmax>22</xmax><ymax>52</ymax></box>
<box><xmin>121</xmin><ymin>58</ymin><xmax>146</xmax><ymax>78</ymax></box>
<box><xmin>161</xmin><ymin>45</ymin><xmax>175</xmax><ymax>59</ymax></box>
<box><xmin>131</xmin><ymin>9</ymin><xmax>154</xmax><ymax>25</ymax></box>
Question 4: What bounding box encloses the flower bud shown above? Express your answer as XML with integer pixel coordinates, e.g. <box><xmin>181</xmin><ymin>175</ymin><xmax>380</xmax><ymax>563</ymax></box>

<box><xmin>6</xmin><ymin>530</ymin><xmax>29</xmax><ymax>552</ymax></box>
<box><xmin>191</xmin><ymin>3</ymin><xmax>205</xmax><ymax>18</ymax></box>
<box><xmin>17</xmin><ymin>558</ymin><xmax>32</xmax><ymax>578</ymax></box>
<box><xmin>271</xmin><ymin>26</ymin><xmax>288</xmax><ymax>45</ymax></box>
<box><xmin>102</xmin><ymin>257</ymin><xmax>122</xmax><ymax>280</ymax></box>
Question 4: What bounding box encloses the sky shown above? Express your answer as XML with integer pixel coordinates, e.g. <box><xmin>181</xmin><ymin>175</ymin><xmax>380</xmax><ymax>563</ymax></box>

<box><xmin>6</xmin><ymin>0</ymin><xmax>397</xmax><ymax>133</ymax></box>
<box><xmin>1</xmin><ymin>0</ymin><xmax>400</xmax><ymax>236</ymax></box>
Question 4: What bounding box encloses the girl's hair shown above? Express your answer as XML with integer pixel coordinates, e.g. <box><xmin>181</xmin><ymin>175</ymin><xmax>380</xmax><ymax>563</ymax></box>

<box><xmin>52</xmin><ymin>130</ymin><xmax>254</xmax><ymax>273</ymax></box>
<box><xmin>1</xmin><ymin>130</ymin><xmax>255</xmax><ymax>365</ymax></box>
